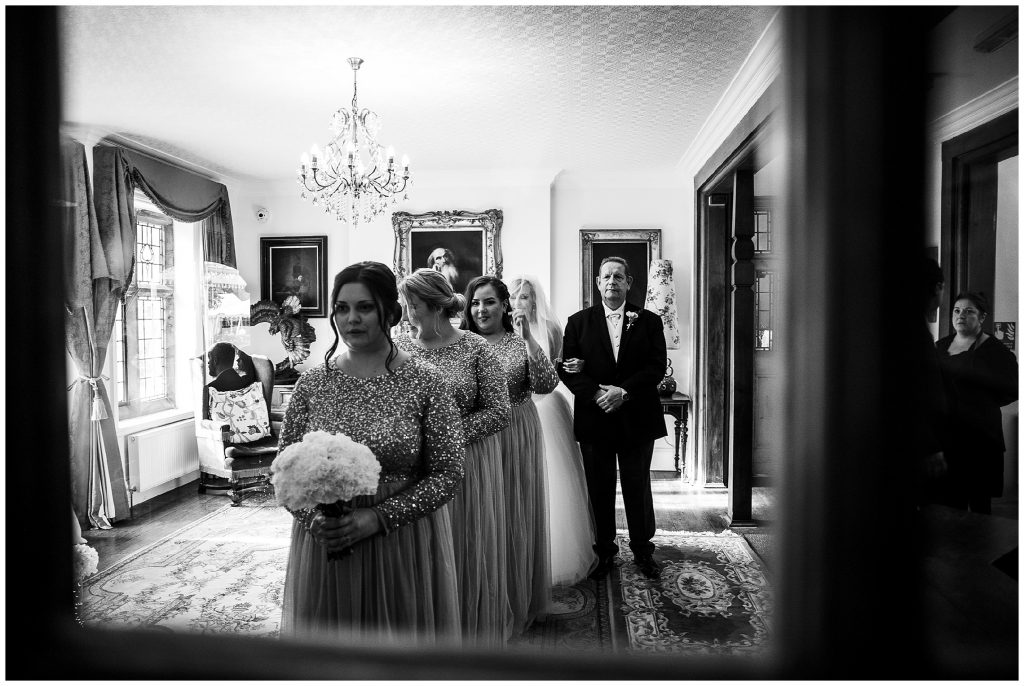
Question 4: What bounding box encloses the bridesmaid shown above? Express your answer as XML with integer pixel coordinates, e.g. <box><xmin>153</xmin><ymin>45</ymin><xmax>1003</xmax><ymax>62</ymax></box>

<box><xmin>395</xmin><ymin>268</ymin><xmax>513</xmax><ymax>647</ymax></box>
<box><xmin>508</xmin><ymin>275</ymin><xmax>598</xmax><ymax>587</ymax></box>
<box><xmin>278</xmin><ymin>261</ymin><xmax>464</xmax><ymax>644</ymax></box>
<box><xmin>464</xmin><ymin>275</ymin><xmax>558</xmax><ymax>635</ymax></box>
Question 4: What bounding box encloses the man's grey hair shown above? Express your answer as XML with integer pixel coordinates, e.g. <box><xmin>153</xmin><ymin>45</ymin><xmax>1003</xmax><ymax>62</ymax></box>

<box><xmin>598</xmin><ymin>256</ymin><xmax>631</xmax><ymax>279</ymax></box>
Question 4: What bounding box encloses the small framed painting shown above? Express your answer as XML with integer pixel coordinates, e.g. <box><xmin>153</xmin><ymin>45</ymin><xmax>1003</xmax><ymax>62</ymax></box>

<box><xmin>259</xmin><ymin>235</ymin><xmax>328</xmax><ymax>318</ymax></box>
<box><xmin>580</xmin><ymin>228</ymin><xmax>662</xmax><ymax>309</ymax></box>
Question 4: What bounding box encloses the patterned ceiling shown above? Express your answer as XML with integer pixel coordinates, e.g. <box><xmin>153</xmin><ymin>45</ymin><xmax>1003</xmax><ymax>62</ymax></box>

<box><xmin>59</xmin><ymin>5</ymin><xmax>777</xmax><ymax>181</ymax></box>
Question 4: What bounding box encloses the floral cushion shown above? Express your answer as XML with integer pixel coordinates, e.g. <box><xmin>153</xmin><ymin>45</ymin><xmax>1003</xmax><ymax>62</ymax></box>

<box><xmin>209</xmin><ymin>382</ymin><xmax>271</xmax><ymax>444</ymax></box>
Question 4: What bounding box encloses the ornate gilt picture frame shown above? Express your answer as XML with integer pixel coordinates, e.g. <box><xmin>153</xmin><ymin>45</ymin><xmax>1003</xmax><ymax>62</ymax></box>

<box><xmin>580</xmin><ymin>228</ymin><xmax>662</xmax><ymax>309</ymax></box>
<box><xmin>392</xmin><ymin>209</ymin><xmax>504</xmax><ymax>296</ymax></box>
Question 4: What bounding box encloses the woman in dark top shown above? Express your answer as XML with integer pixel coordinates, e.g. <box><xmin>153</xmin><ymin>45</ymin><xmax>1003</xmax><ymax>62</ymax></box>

<box><xmin>935</xmin><ymin>291</ymin><xmax>1018</xmax><ymax>513</ymax></box>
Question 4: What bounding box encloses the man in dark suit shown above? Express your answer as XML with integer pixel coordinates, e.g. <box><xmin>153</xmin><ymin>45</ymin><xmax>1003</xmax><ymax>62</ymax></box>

<box><xmin>201</xmin><ymin>342</ymin><xmax>247</xmax><ymax>420</ymax></box>
<box><xmin>558</xmin><ymin>256</ymin><xmax>667</xmax><ymax>579</ymax></box>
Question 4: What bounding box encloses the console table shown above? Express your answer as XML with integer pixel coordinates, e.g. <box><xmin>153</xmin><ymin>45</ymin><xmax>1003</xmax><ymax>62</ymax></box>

<box><xmin>660</xmin><ymin>392</ymin><xmax>690</xmax><ymax>476</ymax></box>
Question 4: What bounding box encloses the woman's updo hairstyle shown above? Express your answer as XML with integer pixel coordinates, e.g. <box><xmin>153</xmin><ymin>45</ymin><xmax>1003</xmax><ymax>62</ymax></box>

<box><xmin>325</xmin><ymin>261</ymin><xmax>403</xmax><ymax>372</ymax></box>
<box><xmin>462</xmin><ymin>275</ymin><xmax>514</xmax><ymax>334</ymax></box>
<box><xmin>398</xmin><ymin>268</ymin><xmax>464</xmax><ymax>318</ymax></box>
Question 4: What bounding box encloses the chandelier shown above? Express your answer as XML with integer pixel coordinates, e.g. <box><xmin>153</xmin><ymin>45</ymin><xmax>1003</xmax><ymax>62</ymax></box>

<box><xmin>298</xmin><ymin>57</ymin><xmax>411</xmax><ymax>226</ymax></box>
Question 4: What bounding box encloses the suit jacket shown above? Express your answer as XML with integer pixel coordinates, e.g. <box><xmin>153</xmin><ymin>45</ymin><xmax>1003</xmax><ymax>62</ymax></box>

<box><xmin>558</xmin><ymin>302</ymin><xmax>667</xmax><ymax>445</ymax></box>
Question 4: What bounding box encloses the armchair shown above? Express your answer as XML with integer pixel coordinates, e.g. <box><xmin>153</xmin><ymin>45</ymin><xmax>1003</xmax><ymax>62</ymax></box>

<box><xmin>195</xmin><ymin>353</ymin><xmax>281</xmax><ymax>505</ymax></box>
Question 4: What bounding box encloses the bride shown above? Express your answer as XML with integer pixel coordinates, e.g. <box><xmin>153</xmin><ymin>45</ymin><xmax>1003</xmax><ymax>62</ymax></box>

<box><xmin>508</xmin><ymin>276</ymin><xmax>597</xmax><ymax>586</ymax></box>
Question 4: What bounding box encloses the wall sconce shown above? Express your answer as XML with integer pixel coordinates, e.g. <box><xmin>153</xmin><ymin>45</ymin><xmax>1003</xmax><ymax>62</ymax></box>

<box><xmin>644</xmin><ymin>258</ymin><xmax>680</xmax><ymax>396</ymax></box>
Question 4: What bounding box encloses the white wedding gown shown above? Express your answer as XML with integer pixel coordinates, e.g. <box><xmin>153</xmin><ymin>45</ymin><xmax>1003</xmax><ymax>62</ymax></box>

<box><xmin>534</xmin><ymin>383</ymin><xmax>597</xmax><ymax>586</ymax></box>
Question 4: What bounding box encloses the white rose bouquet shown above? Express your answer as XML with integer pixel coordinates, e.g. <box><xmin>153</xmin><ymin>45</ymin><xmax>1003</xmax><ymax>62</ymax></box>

<box><xmin>73</xmin><ymin>543</ymin><xmax>99</xmax><ymax>583</ymax></box>
<box><xmin>270</xmin><ymin>430</ymin><xmax>381</xmax><ymax>561</ymax></box>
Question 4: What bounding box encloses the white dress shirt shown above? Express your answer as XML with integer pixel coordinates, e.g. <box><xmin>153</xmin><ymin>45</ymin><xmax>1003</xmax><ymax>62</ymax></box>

<box><xmin>602</xmin><ymin>302</ymin><xmax>626</xmax><ymax>361</ymax></box>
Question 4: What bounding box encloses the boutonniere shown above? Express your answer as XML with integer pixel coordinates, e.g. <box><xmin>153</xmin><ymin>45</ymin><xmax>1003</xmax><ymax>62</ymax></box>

<box><xmin>625</xmin><ymin>311</ymin><xmax>638</xmax><ymax>331</ymax></box>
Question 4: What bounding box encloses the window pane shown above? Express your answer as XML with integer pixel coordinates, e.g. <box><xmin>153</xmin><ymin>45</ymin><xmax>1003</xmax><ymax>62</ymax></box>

<box><xmin>135</xmin><ymin>295</ymin><xmax>168</xmax><ymax>403</ymax></box>
<box><xmin>114</xmin><ymin>302</ymin><xmax>126</xmax><ymax>404</ymax></box>
<box><xmin>754</xmin><ymin>209</ymin><xmax>773</xmax><ymax>253</ymax></box>
<box><xmin>755</xmin><ymin>270</ymin><xmax>774</xmax><ymax>351</ymax></box>
<box><xmin>135</xmin><ymin>218</ymin><xmax>165</xmax><ymax>287</ymax></box>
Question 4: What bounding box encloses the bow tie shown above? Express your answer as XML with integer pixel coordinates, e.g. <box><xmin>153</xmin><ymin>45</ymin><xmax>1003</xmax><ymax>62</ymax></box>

<box><xmin>607</xmin><ymin>313</ymin><xmax>622</xmax><ymax>321</ymax></box>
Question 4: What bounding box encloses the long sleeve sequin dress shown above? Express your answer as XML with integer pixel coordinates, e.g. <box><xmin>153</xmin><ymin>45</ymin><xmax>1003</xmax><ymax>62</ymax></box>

<box><xmin>490</xmin><ymin>331</ymin><xmax>559</xmax><ymax>634</ymax></box>
<box><xmin>532</xmin><ymin>321</ymin><xmax>598</xmax><ymax>586</ymax></box>
<box><xmin>278</xmin><ymin>357</ymin><xmax>465</xmax><ymax>645</ymax></box>
<box><xmin>395</xmin><ymin>331</ymin><xmax>512</xmax><ymax>646</ymax></box>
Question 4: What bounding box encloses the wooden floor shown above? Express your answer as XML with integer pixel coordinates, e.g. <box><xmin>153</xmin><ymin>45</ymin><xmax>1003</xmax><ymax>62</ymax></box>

<box><xmin>83</xmin><ymin>479</ymin><xmax>778</xmax><ymax>573</ymax></box>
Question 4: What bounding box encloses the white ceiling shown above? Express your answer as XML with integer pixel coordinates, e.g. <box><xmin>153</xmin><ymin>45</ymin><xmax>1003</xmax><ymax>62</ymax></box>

<box><xmin>59</xmin><ymin>4</ymin><xmax>778</xmax><ymax>182</ymax></box>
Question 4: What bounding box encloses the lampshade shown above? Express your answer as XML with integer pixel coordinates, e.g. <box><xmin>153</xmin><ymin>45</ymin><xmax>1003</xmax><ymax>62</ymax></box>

<box><xmin>644</xmin><ymin>258</ymin><xmax>680</xmax><ymax>350</ymax></box>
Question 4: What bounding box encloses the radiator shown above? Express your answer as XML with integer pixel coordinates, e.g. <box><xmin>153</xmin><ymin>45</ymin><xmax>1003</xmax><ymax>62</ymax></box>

<box><xmin>126</xmin><ymin>419</ymin><xmax>199</xmax><ymax>493</ymax></box>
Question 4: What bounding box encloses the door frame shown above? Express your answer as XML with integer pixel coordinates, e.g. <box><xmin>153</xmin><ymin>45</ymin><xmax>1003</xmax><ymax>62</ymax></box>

<box><xmin>692</xmin><ymin>82</ymin><xmax>779</xmax><ymax>525</ymax></box>
<box><xmin>939</xmin><ymin>108</ymin><xmax>1018</xmax><ymax>335</ymax></box>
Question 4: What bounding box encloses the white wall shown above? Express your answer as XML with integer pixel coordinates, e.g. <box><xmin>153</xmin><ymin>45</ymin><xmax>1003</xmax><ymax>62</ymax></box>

<box><xmin>232</xmin><ymin>167</ymin><xmax>697</xmax><ymax>389</ymax></box>
<box><xmin>996</xmin><ymin>154</ymin><xmax>1018</xmax><ymax>501</ymax></box>
<box><xmin>551</xmin><ymin>169</ymin><xmax>691</xmax><ymax>389</ymax></box>
<box><xmin>994</xmin><ymin>155</ymin><xmax>1019</xmax><ymax>331</ymax></box>
<box><xmin>230</xmin><ymin>169</ymin><xmax>554</xmax><ymax>369</ymax></box>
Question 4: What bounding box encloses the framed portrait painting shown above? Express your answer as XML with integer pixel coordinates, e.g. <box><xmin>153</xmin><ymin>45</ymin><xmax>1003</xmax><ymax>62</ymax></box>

<box><xmin>580</xmin><ymin>228</ymin><xmax>662</xmax><ymax>309</ymax></box>
<box><xmin>259</xmin><ymin>235</ymin><xmax>328</xmax><ymax>318</ymax></box>
<box><xmin>392</xmin><ymin>209</ymin><xmax>503</xmax><ymax>297</ymax></box>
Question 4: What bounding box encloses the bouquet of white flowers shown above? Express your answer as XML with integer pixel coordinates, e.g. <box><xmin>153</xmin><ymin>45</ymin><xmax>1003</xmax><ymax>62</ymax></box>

<box><xmin>270</xmin><ymin>430</ymin><xmax>381</xmax><ymax>561</ymax></box>
<box><xmin>72</xmin><ymin>542</ymin><xmax>99</xmax><ymax>626</ymax></box>
<box><xmin>73</xmin><ymin>543</ymin><xmax>99</xmax><ymax>583</ymax></box>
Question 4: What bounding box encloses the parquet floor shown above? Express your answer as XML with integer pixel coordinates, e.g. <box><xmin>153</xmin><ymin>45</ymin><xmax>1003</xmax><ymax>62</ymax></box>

<box><xmin>82</xmin><ymin>479</ymin><xmax>778</xmax><ymax>573</ymax></box>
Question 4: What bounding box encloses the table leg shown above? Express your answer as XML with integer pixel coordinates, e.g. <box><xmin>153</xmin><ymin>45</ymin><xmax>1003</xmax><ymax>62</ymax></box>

<box><xmin>674</xmin><ymin>416</ymin><xmax>682</xmax><ymax>475</ymax></box>
<box><xmin>680</xmin><ymin>409</ymin><xmax>689</xmax><ymax>476</ymax></box>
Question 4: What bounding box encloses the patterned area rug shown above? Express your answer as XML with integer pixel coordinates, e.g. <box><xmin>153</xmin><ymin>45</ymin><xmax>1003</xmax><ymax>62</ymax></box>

<box><xmin>80</xmin><ymin>497</ymin><xmax>290</xmax><ymax>638</ymax></box>
<box><xmin>81</xmin><ymin>503</ymin><xmax>772</xmax><ymax>656</ymax></box>
<box><xmin>614</xmin><ymin>530</ymin><xmax>773</xmax><ymax>655</ymax></box>
<box><xmin>509</xmin><ymin>577</ymin><xmax>621</xmax><ymax>652</ymax></box>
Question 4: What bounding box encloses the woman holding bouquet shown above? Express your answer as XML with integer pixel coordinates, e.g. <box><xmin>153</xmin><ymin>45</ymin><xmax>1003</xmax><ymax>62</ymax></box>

<box><xmin>277</xmin><ymin>261</ymin><xmax>465</xmax><ymax>644</ymax></box>
<box><xmin>395</xmin><ymin>268</ymin><xmax>512</xmax><ymax>647</ymax></box>
<box><xmin>464</xmin><ymin>276</ymin><xmax>558</xmax><ymax>634</ymax></box>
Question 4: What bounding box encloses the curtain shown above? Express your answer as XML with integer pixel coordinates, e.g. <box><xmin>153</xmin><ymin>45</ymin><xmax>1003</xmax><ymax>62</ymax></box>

<box><xmin>124</xmin><ymin>149</ymin><xmax>236</xmax><ymax>267</ymax></box>
<box><xmin>64</xmin><ymin>138</ymin><xmax>132</xmax><ymax>529</ymax></box>
<box><xmin>67</xmin><ymin>143</ymin><xmax>239</xmax><ymax>529</ymax></box>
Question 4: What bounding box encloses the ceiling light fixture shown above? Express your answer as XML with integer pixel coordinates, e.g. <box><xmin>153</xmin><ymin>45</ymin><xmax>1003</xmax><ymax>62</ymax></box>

<box><xmin>298</xmin><ymin>57</ymin><xmax>411</xmax><ymax>226</ymax></box>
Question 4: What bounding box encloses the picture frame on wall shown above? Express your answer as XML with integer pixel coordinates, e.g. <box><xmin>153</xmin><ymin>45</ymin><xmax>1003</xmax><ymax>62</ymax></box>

<box><xmin>580</xmin><ymin>228</ymin><xmax>662</xmax><ymax>309</ymax></box>
<box><xmin>259</xmin><ymin>235</ymin><xmax>328</xmax><ymax>318</ymax></box>
<box><xmin>392</xmin><ymin>209</ymin><xmax>504</xmax><ymax>297</ymax></box>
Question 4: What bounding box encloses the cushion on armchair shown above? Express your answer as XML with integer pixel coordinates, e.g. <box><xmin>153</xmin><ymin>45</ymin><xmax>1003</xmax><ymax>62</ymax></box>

<box><xmin>209</xmin><ymin>381</ymin><xmax>271</xmax><ymax>444</ymax></box>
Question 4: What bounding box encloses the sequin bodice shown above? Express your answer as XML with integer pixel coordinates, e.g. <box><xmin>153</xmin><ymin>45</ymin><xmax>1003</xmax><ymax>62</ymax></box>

<box><xmin>395</xmin><ymin>331</ymin><xmax>510</xmax><ymax>444</ymax></box>
<box><xmin>278</xmin><ymin>357</ymin><xmax>465</xmax><ymax>533</ymax></box>
<box><xmin>490</xmin><ymin>331</ymin><xmax>559</xmax><ymax>405</ymax></box>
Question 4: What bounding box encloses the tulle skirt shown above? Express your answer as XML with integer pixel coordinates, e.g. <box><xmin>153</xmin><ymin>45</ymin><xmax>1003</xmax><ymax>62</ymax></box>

<box><xmin>535</xmin><ymin>385</ymin><xmax>598</xmax><ymax>586</ymax></box>
<box><xmin>280</xmin><ymin>479</ymin><xmax>460</xmax><ymax>646</ymax></box>
<box><xmin>448</xmin><ymin>433</ymin><xmax>512</xmax><ymax>646</ymax></box>
<box><xmin>499</xmin><ymin>399</ymin><xmax>552</xmax><ymax>635</ymax></box>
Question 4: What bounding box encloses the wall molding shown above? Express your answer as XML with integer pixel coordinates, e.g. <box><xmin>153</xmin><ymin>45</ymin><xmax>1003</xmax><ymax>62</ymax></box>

<box><xmin>927</xmin><ymin>76</ymin><xmax>1019</xmax><ymax>144</ymax></box>
<box><xmin>675</xmin><ymin>10</ymin><xmax>781</xmax><ymax>177</ymax></box>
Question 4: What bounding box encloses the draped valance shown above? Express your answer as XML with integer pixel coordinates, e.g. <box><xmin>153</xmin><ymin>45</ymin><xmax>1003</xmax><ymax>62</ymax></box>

<box><xmin>93</xmin><ymin>144</ymin><xmax>237</xmax><ymax>267</ymax></box>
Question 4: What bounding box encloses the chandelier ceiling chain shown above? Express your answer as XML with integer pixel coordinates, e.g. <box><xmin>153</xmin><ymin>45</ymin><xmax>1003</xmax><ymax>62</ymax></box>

<box><xmin>298</xmin><ymin>57</ymin><xmax>411</xmax><ymax>227</ymax></box>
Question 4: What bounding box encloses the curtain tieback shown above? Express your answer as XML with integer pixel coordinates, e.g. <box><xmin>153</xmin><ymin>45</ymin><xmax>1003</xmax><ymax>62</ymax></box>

<box><xmin>67</xmin><ymin>375</ymin><xmax>111</xmax><ymax>421</ymax></box>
